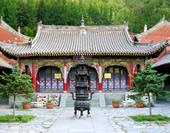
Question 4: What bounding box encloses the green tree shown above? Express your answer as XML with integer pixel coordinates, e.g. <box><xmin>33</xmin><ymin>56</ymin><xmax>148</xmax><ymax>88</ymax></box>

<box><xmin>18</xmin><ymin>0</ymin><xmax>27</xmax><ymax>27</ymax></box>
<box><xmin>25</xmin><ymin>0</ymin><xmax>38</xmax><ymax>26</ymax></box>
<box><xmin>3</xmin><ymin>0</ymin><xmax>18</xmax><ymax>27</ymax></box>
<box><xmin>37</xmin><ymin>0</ymin><xmax>45</xmax><ymax>22</ymax></box>
<box><xmin>0</xmin><ymin>64</ymin><xmax>34</xmax><ymax>119</ymax></box>
<box><xmin>22</xmin><ymin>26</ymin><xmax>34</xmax><ymax>37</ymax></box>
<box><xmin>122</xmin><ymin>0</ymin><xmax>170</xmax><ymax>33</ymax></box>
<box><xmin>127</xmin><ymin>60</ymin><xmax>169</xmax><ymax>117</ymax></box>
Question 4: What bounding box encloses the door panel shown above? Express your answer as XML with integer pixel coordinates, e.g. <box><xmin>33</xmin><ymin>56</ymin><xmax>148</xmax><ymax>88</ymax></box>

<box><xmin>102</xmin><ymin>66</ymin><xmax>128</xmax><ymax>92</ymax></box>
<box><xmin>38</xmin><ymin>66</ymin><xmax>63</xmax><ymax>93</ymax></box>
<box><xmin>39</xmin><ymin>68</ymin><xmax>46</xmax><ymax>92</ymax></box>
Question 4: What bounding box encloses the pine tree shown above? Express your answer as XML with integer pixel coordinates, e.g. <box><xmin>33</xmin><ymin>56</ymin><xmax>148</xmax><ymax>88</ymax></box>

<box><xmin>127</xmin><ymin>60</ymin><xmax>170</xmax><ymax>117</ymax></box>
<box><xmin>0</xmin><ymin>64</ymin><xmax>34</xmax><ymax>119</ymax></box>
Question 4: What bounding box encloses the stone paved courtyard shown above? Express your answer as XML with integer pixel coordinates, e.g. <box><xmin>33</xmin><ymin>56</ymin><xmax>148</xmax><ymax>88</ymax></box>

<box><xmin>0</xmin><ymin>101</ymin><xmax>169</xmax><ymax>133</ymax></box>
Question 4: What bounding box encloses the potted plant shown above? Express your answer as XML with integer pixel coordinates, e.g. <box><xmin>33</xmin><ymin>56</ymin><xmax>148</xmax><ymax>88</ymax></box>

<box><xmin>22</xmin><ymin>101</ymin><xmax>31</xmax><ymax>109</ymax></box>
<box><xmin>112</xmin><ymin>100</ymin><xmax>120</xmax><ymax>108</ymax></box>
<box><xmin>46</xmin><ymin>100</ymin><xmax>54</xmax><ymax>109</ymax></box>
<box><xmin>136</xmin><ymin>100</ymin><xmax>143</xmax><ymax>108</ymax></box>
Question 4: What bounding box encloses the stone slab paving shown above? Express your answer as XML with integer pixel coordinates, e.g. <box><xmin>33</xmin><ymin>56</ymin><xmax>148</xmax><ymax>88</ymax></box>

<box><xmin>0</xmin><ymin>107</ymin><xmax>64</xmax><ymax>133</ymax></box>
<box><xmin>48</xmin><ymin>107</ymin><xmax>113</xmax><ymax>133</ymax></box>
<box><xmin>0</xmin><ymin>102</ymin><xmax>169</xmax><ymax>133</ymax></box>
<box><xmin>102</xmin><ymin>102</ymin><xmax>170</xmax><ymax>133</ymax></box>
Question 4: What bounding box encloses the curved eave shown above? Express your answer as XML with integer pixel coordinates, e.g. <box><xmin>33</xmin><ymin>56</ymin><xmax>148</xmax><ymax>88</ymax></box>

<box><xmin>0</xmin><ymin>49</ymin><xmax>163</xmax><ymax>57</ymax></box>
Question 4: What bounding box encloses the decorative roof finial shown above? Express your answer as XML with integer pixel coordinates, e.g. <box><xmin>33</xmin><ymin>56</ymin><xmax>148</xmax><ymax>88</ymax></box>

<box><xmin>80</xmin><ymin>14</ymin><xmax>86</xmax><ymax>35</ymax></box>
<box><xmin>162</xmin><ymin>15</ymin><xmax>165</xmax><ymax>22</ymax></box>
<box><xmin>0</xmin><ymin>16</ymin><xmax>2</xmax><ymax>24</ymax></box>
<box><xmin>144</xmin><ymin>24</ymin><xmax>147</xmax><ymax>32</ymax></box>
<box><xmin>18</xmin><ymin>27</ymin><xmax>21</xmax><ymax>34</ymax></box>
<box><xmin>38</xmin><ymin>20</ymin><xmax>42</xmax><ymax>26</ymax></box>
<box><xmin>81</xmin><ymin>14</ymin><xmax>85</xmax><ymax>27</ymax></box>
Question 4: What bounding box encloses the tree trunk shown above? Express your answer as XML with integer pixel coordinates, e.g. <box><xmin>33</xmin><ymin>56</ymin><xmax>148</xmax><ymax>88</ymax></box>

<box><xmin>148</xmin><ymin>93</ymin><xmax>152</xmax><ymax>117</ymax></box>
<box><xmin>13</xmin><ymin>95</ymin><xmax>16</xmax><ymax>119</ymax></box>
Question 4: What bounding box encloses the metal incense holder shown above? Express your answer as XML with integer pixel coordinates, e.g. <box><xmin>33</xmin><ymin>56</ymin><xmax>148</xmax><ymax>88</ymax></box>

<box><xmin>71</xmin><ymin>56</ymin><xmax>94</xmax><ymax>117</ymax></box>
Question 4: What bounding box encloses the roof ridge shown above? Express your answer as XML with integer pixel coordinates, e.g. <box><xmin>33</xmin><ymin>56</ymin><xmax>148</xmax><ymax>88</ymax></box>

<box><xmin>41</xmin><ymin>24</ymin><xmax>128</xmax><ymax>31</ymax></box>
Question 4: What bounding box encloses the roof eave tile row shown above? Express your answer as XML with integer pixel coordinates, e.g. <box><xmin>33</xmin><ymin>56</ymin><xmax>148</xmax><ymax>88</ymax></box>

<box><xmin>0</xmin><ymin>47</ymin><xmax>165</xmax><ymax>57</ymax></box>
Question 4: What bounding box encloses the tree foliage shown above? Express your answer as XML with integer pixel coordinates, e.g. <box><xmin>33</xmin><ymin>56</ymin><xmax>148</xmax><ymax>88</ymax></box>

<box><xmin>127</xmin><ymin>60</ymin><xmax>170</xmax><ymax>117</ymax></box>
<box><xmin>0</xmin><ymin>64</ymin><xmax>34</xmax><ymax>118</ymax></box>
<box><xmin>0</xmin><ymin>0</ymin><xmax>169</xmax><ymax>36</ymax></box>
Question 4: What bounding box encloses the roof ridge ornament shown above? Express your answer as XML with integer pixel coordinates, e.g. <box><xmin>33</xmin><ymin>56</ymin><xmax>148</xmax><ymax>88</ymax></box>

<box><xmin>123</xmin><ymin>21</ymin><xmax>128</xmax><ymax>30</ymax></box>
<box><xmin>81</xmin><ymin>14</ymin><xmax>85</xmax><ymax>27</ymax></box>
<box><xmin>0</xmin><ymin>16</ymin><xmax>2</xmax><ymax>24</ymax></box>
<box><xmin>80</xmin><ymin>15</ymin><xmax>86</xmax><ymax>35</ymax></box>
<box><xmin>38</xmin><ymin>20</ymin><xmax>42</xmax><ymax>26</ymax></box>
<box><xmin>162</xmin><ymin>15</ymin><xmax>165</xmax><ymax>22</ymax></box>
<box><xmin>144</xmin><ymin>24</ymin><xmax>147</xmax><ymax>32</ymax></box>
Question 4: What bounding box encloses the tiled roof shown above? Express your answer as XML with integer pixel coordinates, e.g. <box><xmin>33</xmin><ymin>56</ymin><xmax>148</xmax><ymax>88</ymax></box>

<box><xmin>0</xmin><ymin>16</ymin><xmax>30</xmax><ymax>44</ymax></box>
<box><xmin>136</xmin><ymin>16</ymin><xmax>170</xmax><ymax>43</ymax></box>
<box><xmin>151</xmin><ymin>44</ymin><xmax>170</xmax><ymax>66</ymax></box>
<box><xmin>0</xmin><ymin>27</ymin><xmax>26</xmax><ymax>43</ymax></box>
<box><xmin>0</xmin><ymin>23</ymin><xmax>168</xmax><ymax>57</ymax></box>
<box><xmin>152</xmin><ymin>52</ymin><xmax>170</xmax><ymax>68</ymax></box>
<box><xmin>129</xmin><ymin>34</ymin><xmax>136</xmax><ymax>39</ymax></box>
<box><xmin>0</xmin><ymin>57</ymin><xmax>13</xmax><ymax>69</ymax></box>
<box><xmin>0</xmin><ymin>52</ymin><xmax>16</xmax><ymax>69</ymax></box>
<box><xmin>0</xmin><ymin>52</ymin><xmax>16</xmax><ymax>65</ymax></box>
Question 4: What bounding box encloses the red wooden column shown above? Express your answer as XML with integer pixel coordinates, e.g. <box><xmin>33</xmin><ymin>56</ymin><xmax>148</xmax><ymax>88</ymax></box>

<box><xmin>64</xmin><ymin>62</ymin><xmax>67</xmax><ymax>93</ymax></box>
<box><xmin>18</xmin><ymin>62</ymin><xmax>21</xmax><ymax>69</ymax></box>
<box><xmin>98</xmin><ymin>62</ymin><xmax>102</xmax><ymax>92</ymax></box>
<box><xmin>18</xmin><ymin>62</ymin><xmax>21</xmax><ymax>73</ymax></box>
<box><xmin>32</xmin><ymin>62</ymin><xmax>35</xmax><ymax>91</ymax></box>
<box><xmin>130</xmin><ymin>61</ymin><xmax>134</xmax><ymax>87</ymax></box>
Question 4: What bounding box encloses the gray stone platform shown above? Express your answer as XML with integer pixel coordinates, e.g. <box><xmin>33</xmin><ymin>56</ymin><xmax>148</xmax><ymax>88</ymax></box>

<box><xmin>0</xmin><ymin>101</ymin><xmax>169</xmax><ymax>133</ymax></box>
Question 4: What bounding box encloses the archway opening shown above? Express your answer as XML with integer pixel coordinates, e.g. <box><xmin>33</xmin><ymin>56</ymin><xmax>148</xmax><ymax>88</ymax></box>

<box><xmin>68</xmin><ymin>65</ymin><xmax>98</xmax><ymax>93</ymax></box>
<box><xmin>37</xmin><ymin>66</ymin><xmax>63</xmax><ymax>93</ymax></box>
<box><xmin>102</xmin><ymin>66</ymin><xmax>128</xmax><ymax>92</ymax></box>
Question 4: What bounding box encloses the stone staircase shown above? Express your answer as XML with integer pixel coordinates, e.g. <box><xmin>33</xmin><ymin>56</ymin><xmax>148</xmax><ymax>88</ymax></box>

<box><xmin>65</xmin><ymin>94</ymin><xmax>74</xmax><ymax>107</ymax></box>
<box><xmin>65</xmin><ymin>93</ymin><xmax>100</xmax><ymax>107</ymax></box>
<box><xmin>60</xmin><ymin>93</ymin><xmax>125</xmax><ymax>107</ymax></box>
<box><xmin>90</xmin><ymin>94</ymin><xmax>100</xmax><ymax>107</ymax></box>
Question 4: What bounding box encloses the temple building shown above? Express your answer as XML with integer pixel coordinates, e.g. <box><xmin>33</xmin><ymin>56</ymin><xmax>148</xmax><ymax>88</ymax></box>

<box><xmin>0</xmin><ymin>16</ymin><xmax>169</xmax><ymax>94</ymax></box>
<box><xmin>134</xmin><ymin>16</ymin><xmax>170</xmax><ymax>91</ymax></box>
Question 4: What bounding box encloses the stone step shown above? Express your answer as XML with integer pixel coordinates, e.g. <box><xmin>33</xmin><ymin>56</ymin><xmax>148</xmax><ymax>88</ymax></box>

<box><xmin>91</xmin><ymin>94</ymin><xmax>100</xmax><ymax>107</ymax></box>
<box><xmin>66</xmin><ymin>94</ymin><xmax>74</xmax><ymax>107</ymax></box>
<box><xmin>65</xmin><ymin>93</ymin><xmax>100</xmax><ymax>107</ymax></box>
